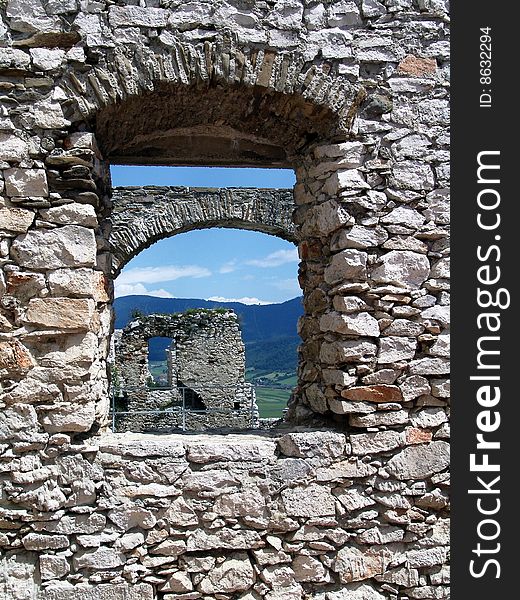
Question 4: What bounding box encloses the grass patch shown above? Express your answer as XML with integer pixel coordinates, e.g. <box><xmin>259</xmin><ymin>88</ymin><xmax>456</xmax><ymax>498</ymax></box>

<box><xmin>255</xmin><ymin>387</ymin><xmax>290</xmax><ymax>419</ymax></box>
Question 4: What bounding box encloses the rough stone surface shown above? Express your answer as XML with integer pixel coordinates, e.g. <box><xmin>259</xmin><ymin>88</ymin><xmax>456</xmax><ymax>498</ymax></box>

<box><xmin>0</xmin><ymin>1</ymin><xmax>450</xmax><ymax>598</ymax></box>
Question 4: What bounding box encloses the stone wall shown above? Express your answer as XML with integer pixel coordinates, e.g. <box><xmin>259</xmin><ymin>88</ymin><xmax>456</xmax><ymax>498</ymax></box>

<box><xmin>113</xmin><ymin>310</ymin><xmax>258</xmax><ymax>432</ymax></box>
<box><xmin>0</xmin><ymin>1</ymin><xmax>450</xmax><ymax>598</ymax></box>
<box><xmin>109</xmin><ymin>186</ymin><xmax>296</xmax><ymax>276</ymax></box>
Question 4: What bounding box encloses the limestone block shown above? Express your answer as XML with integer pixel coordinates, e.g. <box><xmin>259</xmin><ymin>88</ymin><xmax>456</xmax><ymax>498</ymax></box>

<box><xmin>391</xmin><ymin>161</ymin><xmax>435</xmax><ymax>191</ymax></box>
<box><xmin>423</xmin><ymin>189</ymin><xmax>449</xmax><ymax>224</ymax></box>
<box><xmin>333</xmin><ymin>225</ymin><xmax>388</xmax><ymax>250</ymax></box>
<box><xmin>30</xmin><ymin>48</ymin><xmax>65</xmax><ymax>70</ymax></box>
<box><xmin>0</xmin><ymin>404</ymin><xmax>38</xmax><ymax>442</ymax></box>
<box><xmin>371</xmin><ymin>251</ymin><xmax>430</xmax><ymax>290</ymax></box>
<box><xmin>328</xmin><ymin>1</ymin><xmax>362</xmax><ymax>26</ymax></box>
<box><xmin>278</xmin><ymin>432</ymin><xmax>346</xmax><ymax>458</ymax></box>
<box><xmin>22</xmin><ymin>533</ymin><xmax>69</xmax><ymax>551</ymax></box>
<box><xmin>0</xmin><ymin>133</ymin><xmax>29</xmax><ymax>162</ymax></box>
<box><xmin>383</xmin><ymin>319</ymin><xmax>425</xmax><ymax>337</ymax></box>
<box><xmin>186</xmin><ymin>438</ymin><xmax>276</xmax><ymax>463</ymax></box>
<box><xmin>325</xmin><ymin>249</ymin><xmax>368</xmax><ymax>283</ymax></box>
<box><xmin>316</xmin><ymin>459</ymin><xmax>377</xmax><ymax>480</ymax></box>
<box><xmin>327</xmin><ymin>582</ymin><xmax>386</xmax><ymax>600</ymax></box>
<box><xmin>281</xmin><ymin>484</ymin><xmax>336</xmax><ymax>517</ymax></box>
<box><xmin>25</xmin><ymin>298</ymin><xmax>95</xmax><ymax>330</ymax></box>
<box><xmin>4</xmin><ymin>168</ymin><xmax>48</xmax><ymax>197</ymax></box>
<box><xmin>33</xmin><ymin>102</ymin><xmax>69</xmax><ymax>129</ymax></box>
<box><xmin>73</xmin><ymin>546</ymin><xmax>126</xmax><ymax>570</ymax></box>
<box><xmin>48</xmin><ymin>268</ymin><xmax>107</xmax><ymax>301</ymax></box>
<box><xmin>109</xmin><ymin>6</ymin><xmax>169</xmax><ymax>28</ymax></box>
<box><xmin>381</xmin><ymin>206</ymin><xmax>425</xmax><ymax>228</ymax></box>
<box><xmin>108</xmin><ymin>507</ymin><xmax>156</xmax><ymax>531</ymax></box>
<box><xmin>333</xmin><ymin>547</ymin><xmax>386</xmax><ymax>583</ymax></box>
<box><xmin>41</xmin><ymin>402</ymin><xmax>96</xmax><ymax>433</ymax></box>
<box><xmin>39</xmin><ymin>554</ymin><xmax>70</xmax><ymax>581</ymax></box>
<box><xmin>5</xmin><ymin>0</ymin><xmax>60</xmax><ymax>33</ymax></box>
<box><xmin>341</xmin><ymin>384</ymin><xmax>403</xmax><ymax>403</ymax></box>
<box><xmin>335</xmin><ymin>487</ymin><xmax>376</xmax><ymax>511</ymax></box>
<box><xmin>324</xmin><ymin>170</ymin><xmax>370</xmax><ymax>195</ymax></box>
<box><xmin>350</xmin><ymin>431</ymin><xmax>402</xmax><ymax>455</ymax></box>
<box><xmin>377</xmin><ymin>336</ymin><xmax>417</xmax><ymax>363</ymax></box>
<box><xmin>40</xmin><ymin>203</ymin><xmax>98</xmax><ymax>227</ymax></box>
<box><xmin>303</xmin><ymin>199</ymin><xmax>353</xmax><ymax>236</ymax></box>
<box><xmin>150</xmin><ymin>539</ymin><xmax>186</xmax><ymax>556</ymax></box>
<box><xmin>320</xmin><ymin>312</ymin><xmax>380</xmax><ymax>337</ymax></box>
<box><xmin>266</xmin><ymin>0</ymin><xmax>304</xmax><ymax>30</ymax></box>
<box><xmin>0</xmin><ymin>47</ymin><xmax>30</xmax><ymax>70</ymax></box>
<box><xmin>322</xmin><ymin>369</ymin><xmax>357</xmax><ymax>387</ymax></box>
<box><xmin>199</xmin><ymin>553</ymin><xmax>255</xmax><ymax>594</ymax></box>
<box><xmin>186</xmin><ymin>528</ymin><xmax>263</xmax><ymax>551</ymax></box>
<box><xmin>409</xmin><ymin>357</ymin><xmax>450</xmax><ymax>375</ymax></box>
<box><xmin>386</xmin><ymin>441</ymin><xmax>450</xmax><ymax>480</ymax></box>
<box><xmin>214</xmin><ymin>486</ymin><xmax>266</xmax><ymax>517</ymax></box>
<box><xmin>350</xmin><ymin>409</ymin><xmax>409</xmax><ymax>427</ymax></box>
<box><xmin>292</xmin><ymin>555</ymin><xmax>329</xmax><ymax>583</ymax></box>
<box><xmin>0</xmin><ymin>340</ymin><xmax>35</xmax><ymax>375</ymax></box>
<box><xmin>421</xmin><ymin>305</ymin><xmax>450</xmax><ymax>326</ymax></box>
<box><xmin>430</xmin><ymin>334</ymin><xmax>450</xmax><ymax>357</ymax></box>
<box><xmin>333</xmin><ymin>295</ymin><xmax>371</xmax><ymax>314</ymax></box>
<box><xmin>11</xmin><ymin>225</ymin><xmax>97</xmax><ymax>269</ymax></box>
<box><xmin>314</xmin><ymin>141</ymin><xmax>364</xmax><ymax>162</ymax></box>
<box><xmin>40</xmin><ymin>583</ymin><xmax>154</xmax><ymax>600</ymax></box>
<box><xmin>0</xmin><ymin>207</ymin><xmax>34</xmax><ymax>233</ymax></box>
<box><xmin>160</xmin><ymin>571</ymin><xmax>193</xmax><ymax>593</ymax></box>
<box><xmin>320</xmin><ymin>339</ymin><xmax>377</xmax><ymax>363</ymax></box>
<box><xmin>163</xmin><ymin>497</ymin><xmax>198</xmax><ymax>527</ymax></box>
<box><xmin>405</xmin><ymin>547</ymin><xmax>449</xmax><ymax>568</ymax></box>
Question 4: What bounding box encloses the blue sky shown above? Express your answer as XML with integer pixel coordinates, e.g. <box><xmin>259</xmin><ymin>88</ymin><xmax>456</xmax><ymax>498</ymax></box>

<box><xmin>112</xmin><ymin>166</ymin><xmax>299</xmax><ymax>305</ymax></box>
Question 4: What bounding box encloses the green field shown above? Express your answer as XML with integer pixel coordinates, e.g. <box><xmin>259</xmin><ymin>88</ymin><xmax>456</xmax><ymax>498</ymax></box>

<box><xmin>255</xmin><ymin>387</ymin><xmax>290</xmax><ymax>419</ymax></box>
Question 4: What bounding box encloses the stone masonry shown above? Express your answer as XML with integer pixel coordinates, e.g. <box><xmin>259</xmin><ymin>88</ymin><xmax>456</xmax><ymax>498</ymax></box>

<box><xmin>0</xmin><ymin>1</ymin><xmax>450</xmax><ymax>599</ymax></box>
<box><xmin>109</xmin><ymin>186</ymin><xmax>296</xmax><ymax>276</ymax></box>
<box><xmin>112</xmin><ymin>310</ymin><xmax>258</xmax><ymax>432</ymax></box>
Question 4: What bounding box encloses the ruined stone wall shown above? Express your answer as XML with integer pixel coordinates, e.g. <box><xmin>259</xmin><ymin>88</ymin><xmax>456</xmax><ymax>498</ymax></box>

<box><xmin>113</xmin><ymin>310</ymin><xmax>258</xmax><ymax>432</ymax></box>
<box><xmin>109</xmin><ymin>186</ymin><xmax>296</xmax><ymax>275</ymax></box>
<box><xmin>0</xmin><ymin>1</ymin><xmax>450</xmax><ymax>598</ymax></box>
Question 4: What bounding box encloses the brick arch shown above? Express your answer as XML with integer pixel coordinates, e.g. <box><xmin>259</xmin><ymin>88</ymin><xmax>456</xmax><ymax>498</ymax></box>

<box><xmin>108</xmin><ymin>186</ymin><xmax>297</xmax><ymax>277</ymax></box>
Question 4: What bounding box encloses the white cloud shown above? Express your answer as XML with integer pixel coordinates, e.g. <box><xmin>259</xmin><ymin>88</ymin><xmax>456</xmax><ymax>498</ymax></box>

<box><xmin>246</xmin><ymin>248</ymin><xmax>299</xmax><ymax>268</ymax></box>
<box><xmin>270</xmin><ymin>278</ymin><xmax>302</xmax><ymax>294</ymax></box>
<box><xmin>117</xmin><ymin>264</ymin><xmax>211</xmax><ymax>285</ymax></box>
<box><xmin>206</xmin><ymin>296</ymin><xmax>273</xmax><ymax>306</ymax></box>
<box><xmin>115</xmin><ymin>282</ymin><xmax>174</xmax><ymax>298</ymax></box>
<box><xmin>219</xmin><ymin>260</ymin><xmax>238</xmax><ymax>274</ymax></box>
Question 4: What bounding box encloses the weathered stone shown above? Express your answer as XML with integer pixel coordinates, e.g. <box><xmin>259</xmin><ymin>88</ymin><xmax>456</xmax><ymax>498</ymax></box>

<box><xmin>333</xmin><ymin>547</ymin><xmax>386</xmax><ymax>583</ymax></box>
<box><xmin>41</xmin><ymin>402</ymin><xmax>95</xmax><ymax>433</ymax></box>
<box><xmin>350</xmin><ymin>431</ymin><xmax>402</xmax><ymax>455</ymax></box>
<box><xmin>350</xmin><ymin>410</ymin><xmax>409</xmax><ymax>428</ymax></box>
<box><xmin>30</xmin><ymin>48</ymin><xmax>65</xmax><ymax>70</ymax></box>
<box><xmin>281</xmin><ymin>484</ymin><xmax>336</xmax><ymax>517</ymax></box>
<box><xmin>40</xmin><ymin>204</ymin><xmax>98</xmax><ymax>227</ymax></box>
<box><xmin>161</xmin><ymin>571</ymin><xmax>193</xmax><ymax>593</ymax></box>
<box><xmin>327</xmin><ymin>582</ymin><xmax>386</xmax><ymax>600</ymax></box>
<box><xmin>0</xmin><ymin>340</ymin><xmax>35</xmax><ymax>375</ymax></box>
<box><xmin>0</xmin><ymin>404</ymin><xmax>39</xmax><ymax>442</ymax></box>
<box><xmin>291</xmin><ymin>555</ymin><xmax>329</xmax><ymax>582</ymax></box>
<box><xmin>333</xmin><ymin>226</ymin><xmax>388</xmax><ymax>250</ymax></box>
<box><xmin>73</xmin><ymin>546</ymin><xmax>126</xmax><ymax>570</ymax></box>
<box><xmin>0</xmin><ymin>134</ymin><xmax>29</xmax><ymax>162</ymax></box>
<box><xmin>341</xmin><ymin>385</ymin><xmax>403</xmax><ymax>403</ymax></box>
<box><xmin>108</xmin><ymin>507</ymin><xmax>156</xmax><ymax>531</ymax></box>
<box><xmin>409</xmin><ymin>358</ymin><xmax>450</xmax><ymax>375</ymax></box>
<box><xmin>320</xmin><ymin>340</ymin><xmax>377</xmax><ymax>364</ymax></box>
<box><xmin>278</xmin><ymin>432</ymin><xmax>346</xmax><ymax>458</ymax></box>
<box><xmin>11</xmin><ymin>226</ymin><xmax>97</xmax><ymax>269</ymax></box>
<box><xmin>335</xmin><ymin>487</ymin><xmax>376</xmax><ymax>511</ymax></box>
<box><xmin>199</xmin><ymin>553</ymin><xmax>255</xmax><ymax>594</ymax></box>
<box><xmin>333</xmin><ymin>295</ymin><xmax>371</xmax><ymax>314</ymax></box>
<box><xmin>25</xmin><ymin>298</ymin><xmax>94</xmax><ymax>330</ymax></box>
<box><xmin>22</xmin><ymin>533</ymin><xmax>69</xmax><ymax>551</ymax></box>
<box><xmin>187</xmin><ymin>438</ymin><xmax>276</xmax><ymax>462</ymax></box>
<box><xmin>4</xmin><ymin>168</ymin><xmax>48</xmax><ymax>197</ymax></box>
<box><xmin>39</xmin><ymin>554</ymin><xmax>70</xmax><ymax>581</ymax></box>
<box><xmin>325</xmin><ymin>249</ymin><xmax>367</xmax><ymax>283</ymax></box>
<box><xmin>371</xmin><ymin>251</ymin><xmax>430</xmax><ymax>290</ymax></box>
<box><xmin>386</xmin><ymin>441</ymin><xmax>450</xmax><ymax>480</ymax></box>
<box><xmin>320</xmin><ymin>312</ymin><xmax>380</xmax><ymax>337</ymax></box>
<box><xmin>378</xmin><ymin>337</ymin><xmax>417</xmax><ymax>363</ymax></box>
<box><xmin>163</xmin><ymin>497</ymin><xmax>198</xmax><ymax>527</ymax></box>
<box><xmin>398</xmin><ymin>55</ymin><xmax>437</xmax><ymax>76</ymax></box>
<box><xmin>187</xmin><ymin>529</ymin><xmax>263</xmax><ymax>551</ymax></box>
<box><xmin>214</xmin><ymin>486</ymin><xmax>266</xmax><ymax>517</ymax></box>
<box><xmin>0</xmin><ymin>207</ymin><xmax>34</xmax><ymax>233</ymax></box>
<box><xmin>383</xmin><ymin>319</ymin><xmax>425</xmax><ymax>337</ymax></box>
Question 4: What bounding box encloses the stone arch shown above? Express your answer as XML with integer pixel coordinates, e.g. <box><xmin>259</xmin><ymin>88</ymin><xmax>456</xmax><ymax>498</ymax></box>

<box><xmin>108</xmin><ymin>186</ymin><xmax>297</xmax><ymax>276</ymax></box>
